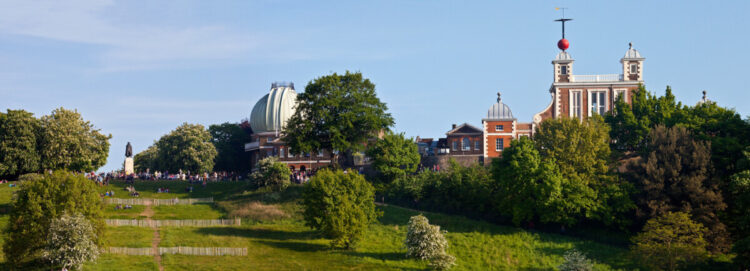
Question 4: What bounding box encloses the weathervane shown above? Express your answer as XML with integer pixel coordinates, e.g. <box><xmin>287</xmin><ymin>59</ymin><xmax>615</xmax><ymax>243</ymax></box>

<box><xmin>554</xmin><ymin>7</ymin><xmax>572</xmax><ymax>51</ymax></box>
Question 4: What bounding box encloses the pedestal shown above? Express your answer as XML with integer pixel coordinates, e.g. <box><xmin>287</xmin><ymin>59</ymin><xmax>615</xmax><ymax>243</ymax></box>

<box><xmin>124</xmin><ymin>157</ymin><xmax>134</xmax><ymax>175</ymax></box>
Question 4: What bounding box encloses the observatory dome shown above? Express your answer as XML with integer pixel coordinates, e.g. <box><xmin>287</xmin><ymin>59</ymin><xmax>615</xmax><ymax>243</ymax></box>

<box><xmin>250</xmin><ymin>82</ymin><xmax>297</xmax><ymax>133</ymax></box>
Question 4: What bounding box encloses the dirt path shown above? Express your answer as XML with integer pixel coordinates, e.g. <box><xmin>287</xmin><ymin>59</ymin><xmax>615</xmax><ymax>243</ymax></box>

<box><xmin>140</xmin><ymin>201</ymin><xmax>164</xmax><ymax>271</ymax></box>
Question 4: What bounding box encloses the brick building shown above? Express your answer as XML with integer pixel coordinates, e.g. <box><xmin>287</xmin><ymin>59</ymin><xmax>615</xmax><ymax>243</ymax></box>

<box><xmin>533</xmin><ymin>44</ymin><xmax>645</xmax><ymax>124</ymax></box>
<box><xmin>482</xmin><ymin>93</ymin><xmax>533</xmax><ymax>160</ymax></box>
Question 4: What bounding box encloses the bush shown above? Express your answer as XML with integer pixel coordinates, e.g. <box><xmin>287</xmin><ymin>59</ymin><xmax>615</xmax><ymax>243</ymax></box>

<box><xmin>3</xmin><ymin>171</ymin><xmax>104</xmax><ymax>267</ymax></box>
<box><xmin>404</xmin><ymin>215</ymin><xmax>455</xmax><ymax>270</ymax></box>
<box><xmin>251</xmin><ymin>157</ymin><xmax>292</xmax><ymax>191</ymax></box>
<box><xmin>43</xmin><ymin>213</ymin><xmax>99</xmax><ymax>270</ymax></box>
<box><xmin>631</xmin><ymin>212</ymin><xmax>707</xmax><ymax>271</ymax></box>
<box><xmin>302</xmin><ymin>169</ymin><xmax>379</xmax><ymax>249</ymax></box>
<box><xmin>557</xmin><ymin>249</ymin><xmax>594</xmax><ymax>271</ymax></box>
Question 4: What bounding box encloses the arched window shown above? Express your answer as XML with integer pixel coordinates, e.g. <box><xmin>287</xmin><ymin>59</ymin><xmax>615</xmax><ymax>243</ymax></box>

<box><xmin>462</xmin><ymin>138</ymin><xmax>470</xmax><ymax>151</ymax></box>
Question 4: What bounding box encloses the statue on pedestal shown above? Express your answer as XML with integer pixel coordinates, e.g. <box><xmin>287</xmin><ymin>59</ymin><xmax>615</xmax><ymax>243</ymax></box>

<box><xmin>126</xmin><ymin>142</ymin><xmax>133</xmax><ymax>158</ymax></box>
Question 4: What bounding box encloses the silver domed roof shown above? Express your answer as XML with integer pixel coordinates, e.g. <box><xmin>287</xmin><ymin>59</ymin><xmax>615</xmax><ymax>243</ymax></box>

<box><xmin>250</xmin><ymin>83</ymin><xmax>297</xmax><ymax>133</ymax></box>
<box><xmin>486</xmin><ymin>92</ymin><xmax>515</xmax><ymax>120</ymax></box>
<box><xmin>623</xmin><ymin>43</ymin><xmax>644</xmax><ymax>59</ymax></box>
<box><xmin>555</xmin><ymin>51</ymin><xmax>573</xmax><ymax>61</ymax></box>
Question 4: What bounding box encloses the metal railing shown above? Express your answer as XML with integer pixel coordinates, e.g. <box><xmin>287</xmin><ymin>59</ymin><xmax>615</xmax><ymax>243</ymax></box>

<box><xmin>106</xmin><ymin>247</ymin><xmax>248</xmax><ymax>256</ymax></box>
<box><xmin>105</xmin><ymin>197</ymin><xmax>213</xmax><ymax>206</ymax></box>
<box><xmin>570</xmin><ymin>74</ymin><xmax>623</xmax><ymax>82</ymax></box>
<box><xmin>106</xmin><ymin>218</ymin><xmax>240</xmax><ymax>227</ymax></box>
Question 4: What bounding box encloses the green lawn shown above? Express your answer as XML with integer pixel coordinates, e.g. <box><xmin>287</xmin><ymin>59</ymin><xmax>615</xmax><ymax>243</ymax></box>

<box><xmin>1</xmin><ymin>180</ymin><xmax>652</xmax><ymax>270</ymax></box>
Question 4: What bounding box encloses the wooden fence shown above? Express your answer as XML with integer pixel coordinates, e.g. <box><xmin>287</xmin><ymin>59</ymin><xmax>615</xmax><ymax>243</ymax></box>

<box><xmin>106</xmin><ymin>247</ymin><xmax>247</xmax><ymax>256</ymax></box>
<box><xmin>105</xmin><ymin>197</ymin><xmax>214</xmax><ymax>206</ymax></box>
<box><xmin>106</xmin><ymin>218</ymin><xmax>241</xmax><ymax>227</ymax></box>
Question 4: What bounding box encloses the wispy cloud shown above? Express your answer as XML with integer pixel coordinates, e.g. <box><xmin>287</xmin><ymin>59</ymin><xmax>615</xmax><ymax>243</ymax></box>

<box><xmin>0</xmin><ymin>0</ymin><xmax>255</xmax><ymax>71</ymax></box>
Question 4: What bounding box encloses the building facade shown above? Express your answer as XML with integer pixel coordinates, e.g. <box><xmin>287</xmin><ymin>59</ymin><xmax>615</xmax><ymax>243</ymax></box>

<box><xmin>533</xmin><ymin>44</ymin><xmax>645</xmax><ymax>124</ymax></box>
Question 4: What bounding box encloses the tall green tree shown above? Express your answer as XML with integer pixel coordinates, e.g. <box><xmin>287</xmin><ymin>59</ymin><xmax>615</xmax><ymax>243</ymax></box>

<box><xmin>629</xmin><ymin>125</ymin><xmax>729</xmax><ymax>252</ymax></box>
<box><xmin>605</xmin><ymin>91</ymin><xmax>649</xmax><ymax>152</ymax></box>
<box><xmin>492</xmin><ymin>137</ymin><xmax>566</xmax><ymax>225</ymax></box>
<box><xmin>631</xmin><ymin>212</ymin><xmax>707</xmax><ymax>271</ymax></box>
<box><xmin>283</xmin><ymin>71</ymin><xmax>394</xmax><ymax>166</ymax></box>
<box><xmin>133</xmin><ymin>144</ymin><xmax>158</xmax><ymax>172</ymax></box>
<box><xmin>0</xmin><ymin>109</ymin><xmax>41</xmax><ymax>178</ymax></box>
<box><xmin>728</xmin><ymin>148</ymin><xmax>750</xmax><ymax>268</ymax></box>
<box><xmin>4</xmin><ymin>171</ymin><xmax>104</xmax><ymax>267</ymax></box>
<box><xmin>39</xmin><ymin>108</ymin><xmax>111</xmax><ymax>172</ymax></box>
<box><xmin>302</xmin><ymin>169</ymin><xmax>380</xmax><ymax>249</ymax></box>
<box><xmin>532</xmin><ymin>116</ymin><xmax>633</xmax><ymax>226</ymax></box>
<box><xmin>155</xmin><ymin>123</ymin><xmax>217</xmax><ymax>173</ymax></box>
<box><xmin>209</xmin><ymin>122</ymin><xmax>252</xmax><ymax>172</ymax></box>
<box><xmin>366</xmin><ymin>132</ymin><xmax>420</xmax><ymax>185</ymax></box>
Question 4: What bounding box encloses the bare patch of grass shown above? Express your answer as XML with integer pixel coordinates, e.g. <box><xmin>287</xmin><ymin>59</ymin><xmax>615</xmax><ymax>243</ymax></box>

<box><xmin>227</xmin><ymin>201</ymin><xmax>289</xmax><ymax>221</ymax></box>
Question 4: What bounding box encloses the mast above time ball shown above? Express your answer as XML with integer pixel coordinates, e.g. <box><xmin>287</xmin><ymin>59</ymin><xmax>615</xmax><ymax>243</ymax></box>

<box><xmin>554</xmin><ymin>7</ymin><xmax>572</xmax><ymax>51</ymax></box>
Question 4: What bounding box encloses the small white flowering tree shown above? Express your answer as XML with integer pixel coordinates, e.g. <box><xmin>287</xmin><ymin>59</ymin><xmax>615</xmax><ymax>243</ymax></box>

<box><xmin>558</xmin><ymin>249</ymin><xmax>594</xmax><ymax>271</ymax></box>
<box><xmin>43</xmin><ymin>213</ymin><xmax>99</xmax><ymax>270</ymax></box>
<box><xmin>404</xmin><ymin>214</ymin><xmax>456</xmax><ymax>270</ymax></box>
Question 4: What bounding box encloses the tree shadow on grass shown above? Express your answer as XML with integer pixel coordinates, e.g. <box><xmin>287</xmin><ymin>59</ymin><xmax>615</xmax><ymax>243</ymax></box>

<box><xmin>535</xmin><ymin>243</ymin><xmax>638</xmax><ymax>270</ymax></box>
<box><xmin>196</xmin><ymin>227</ymin><xmax>319</xmax><ymax>241</ymax></box>
<box><xmin>337</xmin><ymin>251</ymin><xmax>405</xmax><ymax>262</ymax></box>
<box><xmin>253</xmin><ymin>240</ymin><xmax>329</xmax><ymax>252</ymax></box>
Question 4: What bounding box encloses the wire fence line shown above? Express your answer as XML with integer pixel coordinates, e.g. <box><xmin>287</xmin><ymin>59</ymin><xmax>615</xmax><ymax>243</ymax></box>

<box><xmin>105</xmin><ymin>218</ymin><xmax>241</xmax><ymax>227</ymax></box>
<box><xmin>105</xmin><ymin>247</ymin><xmax>247</xmax><ymax>256</ymax></box>
<box><xmin>104</xmin><ymin>197</ymin><xmax>214</xmax><ymax>206</ymax></box>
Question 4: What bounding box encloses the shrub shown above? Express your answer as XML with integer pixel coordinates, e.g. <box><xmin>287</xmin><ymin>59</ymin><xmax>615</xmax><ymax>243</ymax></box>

<box><xmin>557</xmin><ymin>249</ymin><xmax>594</xmax><ymax>271</ymax></box>
<box><xmin>43</xmin><ymin>213</ymin><xmax>99</xmax><ymax>270</ymax></box>
<box><xmin>3</xmin><ymin>171</ymin><xmax>104</xmax><ymax>267</ymax></box>
<box><xmin>404</xmin><ymin>214</ymin><xmax>455</xmax><ymax>270</ymax></box>
<box><xmin>302</xmin><ymin>169</ymin><xmax>379</xmax><ymax>249</ymax></box>
<box><xmin>631</xmin><ymin>212</ymin><xmax>707</xmax><ymax>271</ymax></box>
<box><xmin>251</xmin><ymin>157</ymin><xmax>292</xmax><ymax>191</ymax></box>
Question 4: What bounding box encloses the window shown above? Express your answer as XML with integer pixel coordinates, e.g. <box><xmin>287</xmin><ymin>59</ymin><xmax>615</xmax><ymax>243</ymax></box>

<box><xmin>279</xmin><ymin>148</ymin><xmax>285</xmax><ymax>158</ymax></box>
<box><xmin>462</xmin><ymin>138</ymin><xmax>470</xmax><ymax>151</ymax></box>
<box><xmin>317</xmin><ymin>150</ymin><xmax>324</xmax><ymax>157</ymax></box>
<box><xmin>452</xmin><ymin>141</ymin><xmax>457</xmax><ymax>151</ymax></box>
<box><xmin>615</xmin><ymin>89</ymin><xmax>627</xmax><ymax>102</ymax></box>
<box><xmin>495</xmin><ymin>125</ymin><xmax>503</xmax><ymax>131</ymax></box>
<box><xmin>496</xmin><ymin>138</ymin><xmax>504</xmax><ymax>151</ymax></box>
<box><xmin>571</xmin><ymin>91</ymin><xmax>582</xmax><ymax>119</ymax></box>
<box><xmin>590</xmin><ymin>91</ymin><xmax>607</xmax><ymax>116</ymax></box>
<box><xmin>287</xmin><ymin>148</ymin><xmax>293</xmax><ymax>158</ymax></box>
<box><xmin>474</xmin><ymin>141</ymin><xmax>480</xmax><ymax>151</ymax></box>
<box><xmin>267</xmin><ymin>137</ymin><xmax>274</xmax><ymax>142</ymax></box>
<box><xmin>560</xmin><ymin>65</ymin><xmax>568</xmax><ymax>75</ymax></box>
<box><xmin>630</xmin><ymin>63</ymin><xmax>638</xmax><ymax>74</ymax></box>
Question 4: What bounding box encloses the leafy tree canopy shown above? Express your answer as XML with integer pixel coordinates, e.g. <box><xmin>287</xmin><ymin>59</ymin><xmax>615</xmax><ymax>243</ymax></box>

<box><xmin>3</xmin><ymin>171</ymin><xmax>104</xmax><ymax>267</ymax></box>
<box><xmin>302</xmin><ymin>169</ymin><xmax>380</xmax><ymax>249</ymax></box>
<box><xmin>629</xmin><ymin>125</ymin><xmax>729</xmax><ymax>252</ymax></box>
<box><xmin>251</xmin><ymin>157</ymin><xmax>292</xmax><ymax>191</ymax></box>
<box><xmin>366</xmin><ymin>131</ymin><xmax>420</xmax><ymax>185</ymax></box>
<box><xmin>155</xmin><ymin>123</ymin><xmax>217</xmax><ymax>173</ymax></box>
<box><xmin>283</xmin><ymin>71</ymin><xmax>394</xmax><ymax>166</ymax></box>
<box><xmin>209</xmin><ymin>122</ymin><xmax>252</xmax><ymax>172</ymax></box>
<box><xmin>39</xmin><ymin>108</ymin><xmax>111</xmax><ymax>172</ymax></box>
<box><xmin>133</xmin><ymin>144</ymin><xmax>158</xmax><ymax>172</ymax></box>
<box><xmin>0</xmin><ymin>109</ymin><xmax>41</xmax><ymax>178</ymax></box>
<box><xmin>631</xmin><ymin>212</ymin><xmax>707</xmax><ymax>271</ymax></box>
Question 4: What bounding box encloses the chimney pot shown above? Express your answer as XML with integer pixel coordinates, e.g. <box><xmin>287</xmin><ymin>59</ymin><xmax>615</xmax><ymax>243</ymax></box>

<box><xmin>452</xmin><ymin>124</ymin><xmax>457</xmax><ymax>129</ymax></box>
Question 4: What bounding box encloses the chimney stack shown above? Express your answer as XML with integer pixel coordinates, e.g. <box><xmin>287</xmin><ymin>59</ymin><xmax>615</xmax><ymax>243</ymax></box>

<box><xmin>452</xmin><ymin>124</ymin><xmax>457</xmax><ymax>129</ymax></box>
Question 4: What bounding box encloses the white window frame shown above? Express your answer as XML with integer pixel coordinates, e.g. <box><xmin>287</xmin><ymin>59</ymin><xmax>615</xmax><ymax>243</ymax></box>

<box><xmin>496</xmin><ymin>138</ymin><xmax>503</xmax><ymax>151</ymax></box>
<box><xmin>588</xmin><ymin>89</ymin><xmax>609</xmax><ymax>117</ymax></box>
<box><xmin>614</xmin><ymin>88</ymin><xmax>628</xmax><ymax>103</ymax></box>
<box><xmin>287</xmin><ymin>148</ymin><xmax>293</xmax><ymax>158</ymax></box>
<box><xmin>317</xmin><ymin>150</ymin><xmax>324</xmax><ymax>157</ymax></box>
<box><xmin>279</xmin><ymin>147</ymin><xmax>284</xmax><ymax>158</ymax></box>
<box><xmin>474</xmin><ymin>140</ymin><xmax>480</xmax><ymax>151</ymax></box>
<box><xmin>462</xmin><ymin>138</ymin><xmax>470</xmax><ymax>151</ymax></box>
<box><xmin>495</xmin><ymin>125</ymin><xmax>503</xmax><ymax>131</ymax></box>
<box><xmin>452</xmin><ymin>141</ymin><xmax>457</xmax><ymax>151</ymax></box>
<box><xmin>569</xmin><ymin>89</ymin><xmax>583</xmax><ymax>119</ymax></box>
<box><xmin>630</xmin><ymin>63</ymin><xmax>638</xmax><ymax>74</ymax></box>
<box><xmin>560</xmin><ymin>65</ymin><xmax>568</xmax><ymax>75</ymax></box>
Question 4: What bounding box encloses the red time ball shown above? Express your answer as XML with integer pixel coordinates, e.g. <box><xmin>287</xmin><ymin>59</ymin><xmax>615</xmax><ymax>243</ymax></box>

<box><xmin>558</xmin><ymin>39</ymin><xmax>569</xmax><ymax>51</ymax></box>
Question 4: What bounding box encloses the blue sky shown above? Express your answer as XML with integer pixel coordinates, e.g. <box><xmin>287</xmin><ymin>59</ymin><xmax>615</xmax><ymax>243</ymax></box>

<box><xmin>1</xmin><ymin>0</ymin><xmax>748</xmax><ymax>172</ymax></box>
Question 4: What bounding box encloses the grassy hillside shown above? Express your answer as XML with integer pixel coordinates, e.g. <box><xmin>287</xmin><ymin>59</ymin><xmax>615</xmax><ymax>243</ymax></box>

<box><xmin>0</xmin><ymin>180</ymin><xmax>645</xmax><ymax>270</ymax></box>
